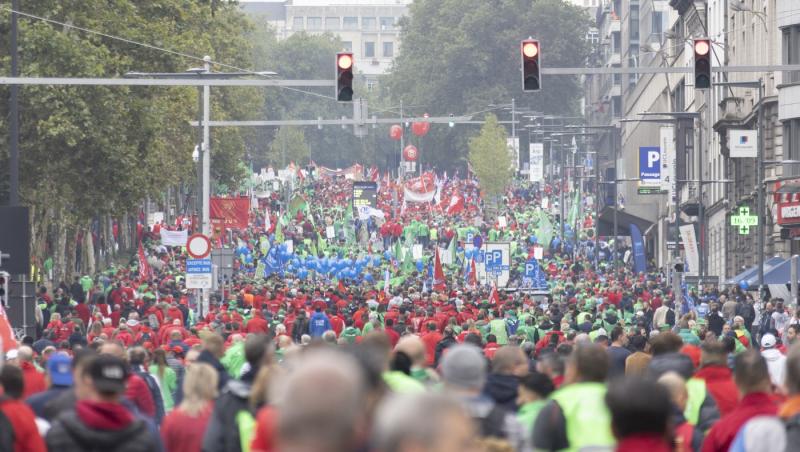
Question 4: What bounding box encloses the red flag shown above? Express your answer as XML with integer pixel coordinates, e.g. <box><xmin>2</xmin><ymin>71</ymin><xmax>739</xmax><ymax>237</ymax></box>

<box><xmin>369</xmin><ymin>166</ymin><xmax>379</xmax><ymax>182</ymax></box>
<box><xmin>138</xmin><ymin>242</ymin><xmax>152</xmax><ymax>283</ymax></box>
<box><xmin>446</xmin><ymin>193</ymin><xmax>465</xmax><ymax>215</ymax></box>
<box><xmin>468</xmin><ymin>258</ymin><xmax>478</xmax><ymax>287</ymax></box>
<box><xmin>489</xmin><ymin>281</ymin><xmax>500</xmax><ymax>305</ymax></box>
<box><xmin>0</xmin><ymin>304</ymin><xmax>17</xmax><ymax>352</ymax></box>
<box><xmin>338</xmin><ymin>279</ymin><xmax>346</xmax><ymax>293</ymax></box>
<box><xmin>433</xmin><ymin>248</ymin><xmax>446</xmax><ymax>292</ymax></box>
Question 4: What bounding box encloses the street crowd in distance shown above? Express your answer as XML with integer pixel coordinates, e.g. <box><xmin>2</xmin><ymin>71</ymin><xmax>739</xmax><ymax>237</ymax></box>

<box><xmin>1</xmin><ymin>166</ymin><xmax>800</xmax><ymax>452</ymax></box>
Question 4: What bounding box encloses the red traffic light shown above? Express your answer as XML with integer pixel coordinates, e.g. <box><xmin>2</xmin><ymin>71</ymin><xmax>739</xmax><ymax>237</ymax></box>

<box><xmin>522</xmin><ymin>41</ymin><xmax>539</xmax><ymax>58</ymax></box>
<box><xmin>337</xmin><ymin>53</ymin><xmax>353</xmax><ymax>70</ymax></box>
<box><xmin>694</xmin><ymin>39</ymin><xmax>710</xmax><ymax>56</ymax></box>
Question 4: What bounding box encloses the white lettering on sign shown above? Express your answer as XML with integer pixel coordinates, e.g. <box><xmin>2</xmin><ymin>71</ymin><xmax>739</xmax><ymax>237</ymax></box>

<box><xmin>782</xmin><ymin>205</ymin><xmax>800</xmax><ymax>219</ymax></box>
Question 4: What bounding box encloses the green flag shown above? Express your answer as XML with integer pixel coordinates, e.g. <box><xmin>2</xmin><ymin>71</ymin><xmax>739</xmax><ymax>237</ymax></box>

<box><xmin>568</xmin><ymin>189</ymin><xmax>581</xmax><ymax>227</ymax></box>
<box><xmin>288</xmin><ymin>195</ymin><xmax>308</xmax><ymax>218</ymax></box>
<box><xmin>402</xmin><ymin>246</ymin><xmax>415</xmax><ymax>274</ymax></box>
<box><xmin>394</xmin><ymin>240</ymin><xmax>403</xmax><ymax>261</ymax></box>
<box><xmin>447</xmin><ymin>236</ymin><xmax>456</xmax><ymax>264</ymax></box>
<box><xmin>275</xmin><ymin>218</ymin><xmax>284</xmax><ymax>243</ymax></box>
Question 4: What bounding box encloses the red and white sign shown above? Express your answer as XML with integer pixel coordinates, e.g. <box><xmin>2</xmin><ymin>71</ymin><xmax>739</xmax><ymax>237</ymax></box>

<box><xmin>403</xmin><ymin>145</ymin><xmax>418</xmax><ymax>162</ymax></box>
<box><xmin>186</xmin><ymin>234</ymin><xmax>212</xmax><ymax>259</ymax></box>
<box><xmin>779</xmin><ymin>201</ymin><xmax>800</xmax><ymax>225</ymax></box>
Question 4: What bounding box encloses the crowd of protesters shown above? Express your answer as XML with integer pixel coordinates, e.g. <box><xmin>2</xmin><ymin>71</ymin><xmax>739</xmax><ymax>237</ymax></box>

<box><xmin>1</xmin><ymin>169</ymin><xmax>799</xmax><ymax>452</ymax></box>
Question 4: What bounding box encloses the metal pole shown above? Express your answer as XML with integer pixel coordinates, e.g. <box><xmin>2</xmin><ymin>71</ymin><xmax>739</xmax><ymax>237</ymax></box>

<box><xmin>613</xmin><ymin>129</ymin><xmax>619</xmax><ymax>271</ymax></box>
<box><xmin>399</xmin><ymin>100</ymin><xmax>404</xmax><ymax>178</ymax></box>
<box><xmin>512</xmin><ymin>98</ymin><xmax>516</xmax><ymax>172</ymax></box>
<box><xmin>595</xmin><ymin>145</ymin><xmax>600</xmax><ymax>271</ymax></box>
<box><xmin>560</xmin><ymin>136</ymin><xmax>566</xmax><ymax>241</ymax></box>
<box><xmin>674</xmin><ymin>119</ymin><xmax>684</xmax><ymax>288</ymax></box>
<box><xmin>791</xmin><ymin>255</ymin><xmax>798</xmax><ymax>306</ymax></box>
<box><xmin>757</xmin><ymin>79</ymin><xmax>765</xmax><ymax>292</ymax></box>
<box><xmin>8</xmin><ymin>0</ymin><xmax>20</xmax><ymax>205</ymax></box>
<box><xmin>196</xmin><ymin>88</ymin><xmax>203</xmax><ymax>224</ymax></box>
<box><xmin>699</xmin><ymin>115</ymin><xmax>705</xmax><ymax>279</ymax></box>
<box><xmin>201</xmin><ymin>57</ymin><xmax>211</xmax><ymax>237</ymax></box>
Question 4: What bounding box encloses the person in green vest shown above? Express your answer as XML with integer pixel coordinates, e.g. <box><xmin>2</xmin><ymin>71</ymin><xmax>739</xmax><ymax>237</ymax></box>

<box><xmin>533</xmin><ymin>343</ymin><xmax>616</xmax><ymax>452</ymax></box>
<box><xmin>149</xmin><ymin>348</ymin><xmax>177</xmax><ymax>412</ymax></box>
<box><xmin>488</xmin><ymin>311</ymin><xmax>510</xmax><ymax>346</ymax></box>
<box><xmin>517</xmin><ymin>371</ymin><xmax>555</xmax><ymax>448</ymax></box>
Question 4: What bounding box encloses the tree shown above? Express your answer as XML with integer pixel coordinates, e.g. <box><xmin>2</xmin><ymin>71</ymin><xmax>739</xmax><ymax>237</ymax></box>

<box><xmin>267</xmin><ymin>127</ymin><xmax>310</xmax><ymax>166</ymax></box>
<box><xmin>469</xmin><ymin>114</ymin><xmax>513</xmax><ymax>204</ymax></box>
<box><xmin>385</xmin><ymin>0</ymin><xmax>592</xmax><ymax>170</ymax></box>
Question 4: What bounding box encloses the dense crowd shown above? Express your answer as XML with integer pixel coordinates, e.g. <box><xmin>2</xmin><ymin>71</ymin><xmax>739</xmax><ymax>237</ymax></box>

<box><xmin>2</xmin><ymin>169</ymin><xmax>800</xmax><ymax>452</ymax></box>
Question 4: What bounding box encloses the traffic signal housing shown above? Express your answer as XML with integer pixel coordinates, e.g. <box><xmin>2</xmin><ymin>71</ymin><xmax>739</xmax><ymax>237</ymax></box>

<box><xmin>693</xmin><ymin>38</ymin><xmax>711</xmax><ymax>89</ymax></box>
<box><xmin>0</xmin><ymin>272</ymin><xmax>7</xmax><ymax>308</ymax></box>
<box><xmin>336</xmin><ymin>52</ymin><xmax>354</xmax><ymax>102</ymax></box>
<box><xmin>521</xmin><ymin>39</ymin><xmax>541</xmax><ymax>92</ymax></box>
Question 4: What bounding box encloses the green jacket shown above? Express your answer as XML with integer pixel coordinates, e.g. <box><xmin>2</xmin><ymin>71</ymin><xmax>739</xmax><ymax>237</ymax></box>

<box><xmin>149</xmin><ymin>364</ymin><xmax>177</xmax><ymax>412</ymax></box>
<box><xmin>550</xmin><ymin>382</ymin><xmax>615</xmax><ymax>452</ymax></box>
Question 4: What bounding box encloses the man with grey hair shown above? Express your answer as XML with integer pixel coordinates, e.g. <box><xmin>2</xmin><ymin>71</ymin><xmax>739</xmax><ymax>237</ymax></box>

<box><xmin>372</xmin><ymin>392</ymin><xmax>476</xmax><ymax>452</ymax></box>
<box><xmin>272</xmin><ymin>349</ymin><xmax>367</xmax><ymax>452</ymax></box>
<box><xmin>440</xmin><ymin>344</ymin><xmax>522</xmax><ymax>448</ymax></box>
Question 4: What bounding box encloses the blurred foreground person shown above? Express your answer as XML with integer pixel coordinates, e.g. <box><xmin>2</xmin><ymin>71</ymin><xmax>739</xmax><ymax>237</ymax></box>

<box><xmin>45</xmin><ymin>354</ymin><xmax>158</xmax><ymax>452</ymax></box>
<box><xmin>372</xmin><ymin>392</ymin><xmax>477</xmax><ymax>452</ymax></box>
<box><xmin>606</xmin><ymin>377</ymin><xmax>673</xmax><ymax>452</ymax></box>
<box><xmin>780</xmin><ymin>343</ymin><xmax>800</xmax><ymax>449</ymax></box>
<box><xmin>701</xmin><ymin>350</ymin><xmax>778</xmax><ymax>452</ymax></box>
<box><xmin>161</xmin><ymin>363</ymin><xmax>218</xmax><ymax>452</ymax></box>
<box><xmin>533</xmin><ymin>343</ymin><xmax>615</xmax><ymax>451</ymax></box>
<box><xmin>0</xmin><ymin>363</ymin><xmax>46</xmax><ymax>452</ymax></box>
<box><xmin>657</xmin><ymin>372</ymin><xmax>703</xmax><ymax>452</ymax></box>
<box><xmin>272</xmin><ymin>349</ymin><xmax>368</xmax><ymax>452</ymax></box>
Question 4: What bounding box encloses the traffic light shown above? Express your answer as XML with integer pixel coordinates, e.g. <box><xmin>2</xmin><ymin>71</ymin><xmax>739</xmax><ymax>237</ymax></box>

<box><xmin>693</xmin><ymin>38</ymin><xmax>711</xmax><ymax>89</ymax></box>
<box><xmin>0</xmin><ymin>272</ymin><xmax>7</xmax><ymax>308</ymax></box>
<box><xmin>521</xmin><ymin>39</ymin><xmax>541</xmax><ymax>92</ymax></box>
<box><xmin>336</xmin><ymin>52</ymin><xmax>354</xmax><ymax>102</ymax></box>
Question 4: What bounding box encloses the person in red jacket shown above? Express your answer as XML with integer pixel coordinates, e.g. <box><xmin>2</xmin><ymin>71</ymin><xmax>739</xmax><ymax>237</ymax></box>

<box><xmin>702</xmin><ymin>350</ymin><xmax>779</xmax><ymax>452</ymax></box>
<box><xmin>16</xmin><ymin>346</ymin><xmax>47</xmax><ymax>399</ymax></box>
<box><xmin>694</xmin><ymin>341</ymin><xmax>739</xmax><ymax>416</ymax></box>
<box><xmin>0</xmin><ymin>382</ymin><xmax>46</xmax><ymax>452</ymax></box>
<box><xmin>245</xmin><ymin>311</ymin><xmax>270</xmax><ymax>335</ymax></box>
<box><xmin>420</xmin><ymin>322</ymin><xmax>443</xmax><ymax>366</ymax></box>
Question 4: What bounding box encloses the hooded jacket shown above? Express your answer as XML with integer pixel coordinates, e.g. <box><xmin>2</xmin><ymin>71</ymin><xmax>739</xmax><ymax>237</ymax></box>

<box><xmin>761</xmin><ymin>348</ymin><xmax>787</xmax><ymax>387</ymax></box>
<box><xmin>482</xmin><ymin>373</ymin><xmax>519</xmax><ymax>413</ymax></box>
<box><xmin>45</xmin><ymin>405</ymin><xmax>156</xmax><ymax>452</ymax></box>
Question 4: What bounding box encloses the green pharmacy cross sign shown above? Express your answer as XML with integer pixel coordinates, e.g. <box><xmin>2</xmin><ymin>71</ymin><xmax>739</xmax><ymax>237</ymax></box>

<box><xmin>730</xmin><ymin>206</ymin><xmax>758</xmax><ymax>234</ymax></box>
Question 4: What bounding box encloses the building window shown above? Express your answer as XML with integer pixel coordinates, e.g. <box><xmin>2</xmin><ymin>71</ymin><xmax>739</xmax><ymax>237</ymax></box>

<box><xmin>612</xmin><ymin>64</ymin><xmax>621</xmax><ymax>85</ymax></box>
<box><xmin>380</xmin><ymin>17</ymin><xmax>395</xmax><ymax>30</ymax></box>
<box><xmin>342</xmin><ymin>41</ymin><xmax>353</xmax><ymax>52</ymax></box>
<box><xmin>587</xmin><ymin>29</ymin><xmax>599</xmax><ymax>46</ymax></box>
<box><xmin>612</xmin><ymin>31</ymin><xmax>621</xmax><ymax>53</ymax></box>
<box><xmin>652</xmin><ymin>11</ymin><xmax>663</xmax><ymax>36</ymax></box>
<box><xmin>362</xmin><ymin>17</ymin><xmax>377</xmax><ymax>30</ymax></box>
<box><xmin>325</xmin><ymin>17</ymin><xmax>340</xmax><ymax>30</ymax></box>
<box><xmin>343</xmin><ymin>16</ymin><xmax>358</xmax><ymax>30</ymax></box>
<box><xmin>786</xmin><ymin>119</ymin><xmax>800</xmax><ymax>176</ymax></box>
<box><xmin>365</xmin><ymin>41</ymin><xmax>375</xmax><ymax>58</ymax></box>
<box><xmin>383</xmin><ymin>41</ymin><xmax>394</xmax><ymax>57</ymax></box>
<box><xmin>783</xmin><ymin>25</ymin><xmax>800</xmax><ymax>84</ymax></box>
<box><xmin>612</xmin><ymin>96</ymin><xmax>622</xmax><ymax>118</ymax></box>
<box><xmin>630</xmin><ymin>5</ymin><xmax>639</xmax><ymax>41</ymax></box>
<box><xmin>307</xmin><ymin>17</ymin><xmax>322</xmax><ymax>30</ymax></box>
<box><xmin>292</xmin><ymin>17</ymin><xmax>304</xmax><ymax>30</ymax></box>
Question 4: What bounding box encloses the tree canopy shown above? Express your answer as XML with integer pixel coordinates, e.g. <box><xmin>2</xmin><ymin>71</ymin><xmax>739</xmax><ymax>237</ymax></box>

<box><xmin>468</xmin><ymin>114</ymin><xmax>513</xmax><ymax>201</ymax></box>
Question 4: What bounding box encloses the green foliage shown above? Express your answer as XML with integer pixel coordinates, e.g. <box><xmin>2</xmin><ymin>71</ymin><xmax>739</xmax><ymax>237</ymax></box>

<box><xmin>468</xmin><ymin>114</ymin><xmax>513</xmax><ymax>199</ymax></box>
<box><xmin>267</xmin><ymin>127</ymin><xmax>310</xmax><ymax>166</ymax></box>
<box><xmin>385</xmin><ymin>0</ymin><xmax>592</xmax><ymax>170</ymax></box>
<box><xmin>0</xmin><ymin>0</ymin><xmax>262</xmax><ymax>216</ymax></box>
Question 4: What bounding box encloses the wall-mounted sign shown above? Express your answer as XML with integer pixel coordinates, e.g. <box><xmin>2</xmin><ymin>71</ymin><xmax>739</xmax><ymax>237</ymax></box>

<box><xmin>728</xmin><ymin>129</ymin><xmax>758</xmax><ymax>158</ymax></box>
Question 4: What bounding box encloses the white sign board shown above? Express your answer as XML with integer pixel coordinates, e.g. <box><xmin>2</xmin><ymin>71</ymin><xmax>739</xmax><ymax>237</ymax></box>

<box><xmin>530</xmin><ymin>143</ymin><xmax>544</xmax><ymax>183</ymax></box>
<box><xmin>498</xmin><ymin>216</ymin><xmax>507</xmax><ymax>229</ymax></box>
<box><xmin>660</xmin><ymin>126</ymin><xmax>676</xmax><ymax>200</ymax></box>
<box><xmin>476</xmin><ymin>242</ymin><xmax>512</xmax><ymax>287</ymax></box>
<box><xmin>679</xmin><ymin>224</ymin><xmax>700</xmax><ymax>273</ymax></box>
<box><xmin>412</xmin><ymin>244</ymin><xmax>423</xmax><ymax>260</ymax></box>
<box><xmin>728</xmin><ymin>129</ymin><xmax>758</xmax><ymax>158</ymax></box>
<box><xmin>186</xmin><ymin>273</ymin><xmax>213</xmax><ymax>289</ymax></box>
<box><xmin>326</xmin><ymin>225</ymin><xmax>336</xmax><ymax>239</ymax></box>
<box><xmin>160</xmin><ymin>229</ymin><xmax>188</xmax><ymax>247</ymax></box>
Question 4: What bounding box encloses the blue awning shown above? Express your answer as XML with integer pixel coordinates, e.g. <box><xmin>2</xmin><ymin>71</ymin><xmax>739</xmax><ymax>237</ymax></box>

<box><xmin>763</xmin><ymin>257</ymin><xmax>800</xmax><ymax>285</ymax></box>
<box><xmin>725</xmin><ymin>257</ymin><xmax>785</xmax><ymax>286</ymax></box>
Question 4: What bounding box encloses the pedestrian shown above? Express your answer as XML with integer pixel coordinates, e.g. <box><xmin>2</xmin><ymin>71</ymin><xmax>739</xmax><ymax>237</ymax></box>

<box><xmin>45</xmin><ymin>354</ymin><xmax>158</xmax><ymax>452</ymax></box>
<box><xmin>606</xmin><ymin>377</ymin><xmax>673</xmax><ymax>452</ymax></box>
<box><xmin>482</xmin><ymin>346</ymin><xmax>528</xmax><ymax>412</ymax></box>
<box><xmin>759</xmin><ymin>333</ymin><xmax>786</xmax><ymax>389</ymax></box>
<box><xmin>26</xmin><ymin>352</ymin><xmax>74</xmax><ymax>418</ymax></box>
<box><xmin>161</xmin><ymin>362</ymin><xmax>218</xmax><ymax>452</ymax></box>
<box><xmin>701</xmin><ymin>350</ymin><xmax>779</xmax><ymax>452</ymax></box>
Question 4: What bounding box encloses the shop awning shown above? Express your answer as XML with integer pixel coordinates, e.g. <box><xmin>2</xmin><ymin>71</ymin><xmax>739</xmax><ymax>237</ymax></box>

<box><xmin>596</xmin><ymin>207</ymin><xmax>652</xmax><ymax>238</ymax></box>
<box><xmin>762</xmin><ymin>257</ymin><xmax>800</xmax><ymax>285</ymax></box>
<box><xmin>724</xmin><ymin>257</ymin><xmax>786</xmax><ymax>286</ymax></box>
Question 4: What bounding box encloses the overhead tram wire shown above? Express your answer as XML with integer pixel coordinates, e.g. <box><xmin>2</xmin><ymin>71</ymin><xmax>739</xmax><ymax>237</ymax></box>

<box><xmin>0</xmin><ymin>4</ymin><xmax>338</xmax><ymax>102</ymax></box>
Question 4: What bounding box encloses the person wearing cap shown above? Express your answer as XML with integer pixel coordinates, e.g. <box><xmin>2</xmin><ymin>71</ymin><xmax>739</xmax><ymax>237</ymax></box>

<box><xmin>26</xmin><ymin>352</ymin><xmax>74</xmax><ymax>418</ymax></box>
<box><xmin>440</xmin><ymin>344</ymin><xmax>523</xmax><ymax>449</ymax></box>
<box><xmin>45</xmin><ymin>354</ymin><xmax>158</xmax><ymax>452</ymax></box>
<box><xmin>760</xmin><ymin>333</ymin><xmax>786</xmax><ymax>388</ymax></box>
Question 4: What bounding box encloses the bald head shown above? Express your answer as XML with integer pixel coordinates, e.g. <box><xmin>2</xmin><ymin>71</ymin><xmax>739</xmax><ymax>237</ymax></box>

<box><xmin>395</xmin><ymin>336</ymin><xmax>426</xmax><ymax>366</ymax></box>
<box><xmin>492</xmin><ymin>346</ymin><xmax>528</xmax><ymax>376</ymax></box>
<box><xmin>657</xmin><ymin>371</ymin><xmax>688</xmax><ymax>411</ymax></box>
<box><xmin>17</xmin><ymin>346</ymin><xmax>34</xmax><ymax>363</ymax></box>
<box><xmin>99</xmin><ymin>342</ymin><xmax>126</xmax><ymax>359</ymax></box>
<box><xmin>275</xmin><ymin>350</ymin><xmax>367</xmax><ymax>452</ymax></box>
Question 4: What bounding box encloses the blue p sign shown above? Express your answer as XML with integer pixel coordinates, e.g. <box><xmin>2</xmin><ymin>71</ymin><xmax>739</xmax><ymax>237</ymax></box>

<box><xmin>486</xmin><ymin>250</ymin><xmax>502</xmax><ymax>270</ymax></box>
<box><xmin>639</xmin><ymin>146</ymin><xmax>661</xmax><ymax>184</ymax></box>
<box><xmin>525</xmin><ymin>263</ymin><xmax>535</xmax><ymax>276</ymax></box>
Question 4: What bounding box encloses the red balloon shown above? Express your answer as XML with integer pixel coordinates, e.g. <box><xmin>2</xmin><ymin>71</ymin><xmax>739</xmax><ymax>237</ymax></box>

<box><xmin>403</xmin><ymin>145</ymin><xmax>418</xmax><ymax>161</ymax></box>
<box><xmin>389</xmin><ymin>124</ymin><xmax>403</xmax><ymax>141</ymax></box>
<box><xmin>411</xmin><ymin>121</ymin><xmax>428</xmax><ymax>137</ymax></box>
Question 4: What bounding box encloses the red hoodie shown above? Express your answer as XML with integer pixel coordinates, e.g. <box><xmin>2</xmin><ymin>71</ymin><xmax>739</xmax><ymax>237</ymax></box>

<box><xmin>616</xmin><ymin>433</ymin><xmax>672</xmax><ymax>452</ymax></box>
<box><xmin>0</xmin><ymin>396</ymin><xmax>46</xmax><ymax>452</ymax></box>
<box><xmin>693</xmin><ymin>365</ymin><xmax>739</xmax><ymax>416</ymax></box>
<box><xmin>21</xmin><ymin>361</ymin><xmax>47</xmax><ymax>399</ymax></box>
<box><xmin>701</xmin><ymin>392</ymin><xmax>778</xmax><ymax>452</ymax></box>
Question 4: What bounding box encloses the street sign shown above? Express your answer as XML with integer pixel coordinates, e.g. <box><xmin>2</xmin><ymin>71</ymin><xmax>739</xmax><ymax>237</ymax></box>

<box><xmin>684</xmin><ymin>275</ymin><xmax>720</xmax><ymax>285</ymax></box>
<box><xmin>185</xmin><ymin>273</ymin><xmax>213</xmax><ymax>289</ymax></box>
<box><xmin>187</xmin><ymin>234</ymin><xmax>212</xmax><ymax>259</ymax></box>
<box><xmin>638</xmin><ymin>146</ymin><xmax>662</xmax><ymax>187</ymax></box>
<box><xmin>485</xmin><ymin>250</ymin><xmax>508</xmax><ymax>275</ymax></box>
<box><xmin>186</xmin><ymin>258</ymin><xmax>212</xmax><ymax>273</ymax></box>
<box><xmin>638</xmin><ymin>186</ymin><xmax>665</xmax><ymax>195</ymax></box>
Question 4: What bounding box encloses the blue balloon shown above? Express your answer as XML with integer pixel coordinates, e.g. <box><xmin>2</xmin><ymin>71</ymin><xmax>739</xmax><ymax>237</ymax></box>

<box><xmin>364</xmin><ymin>273</ymin><xmax>374</xmax><ymax>282</ymax></box>
<box><xmin>416</xmin><ymin>260</ymin><xmax>424</xmax><ymax>272</ymax></box>
<box><xmin>529</xmin><ymin>235</ymin><xmax>538</xmax><ymax>244</ymax></box>
<box><xmin>739</xmin><ymin>280</ymin><xmax>750</xmax><ymax>291</ymax></box>
<box><xmin>298</xmin><ymin>269</ymin><xmax>309</xmax><ymax>279</ymax></box>
<box><xmin>384</xmin><ymin>250</ymin><xmax>393</xmax><ymax>260</ymax></box>
<box><xmin>373</xmin><ymin>256</ymin><xmax>383</xmax><ymax>266</ymax></box>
